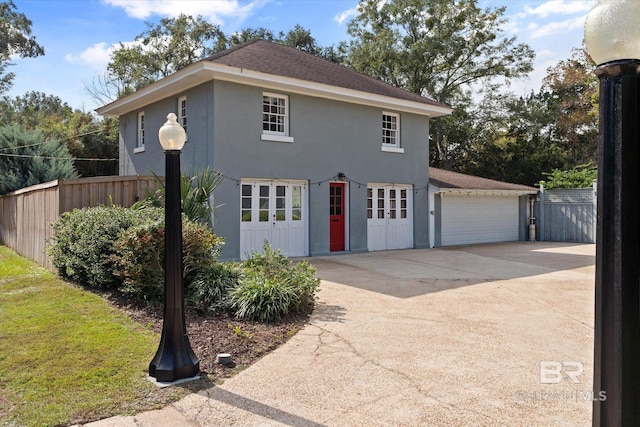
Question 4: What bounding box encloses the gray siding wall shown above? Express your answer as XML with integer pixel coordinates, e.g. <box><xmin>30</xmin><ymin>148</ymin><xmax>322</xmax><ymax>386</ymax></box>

<box><xmin>118</xmin><ymin>79</ymin><xmax>431</xmax><ymax>260</ymax></box>
<box><xmin>119</xmin><ymin>83</ymin><xmax>215</xmax><ymax>176</ymax></box>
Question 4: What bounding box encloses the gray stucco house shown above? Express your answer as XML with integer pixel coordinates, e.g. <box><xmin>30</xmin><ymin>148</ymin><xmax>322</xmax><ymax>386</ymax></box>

<box><xmin>96</xmin><ymin>40</ymin><xmax>452</xmax><ymax>260</ymax></box>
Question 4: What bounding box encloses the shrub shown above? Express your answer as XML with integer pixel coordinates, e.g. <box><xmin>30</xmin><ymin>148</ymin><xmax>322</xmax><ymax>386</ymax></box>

<box><xmin>229</xmin><ymin>242</ymin><xmax>320</xmax><ymax>322</ymax></box>
<box><xmin>229</xmin><ymin>273</ymin><xmax>300</xmax><ymax>322</ymax></box>
<box><xmin>111</xmin><ymin>218</ymin><xmax>222</xmax><ymax>306</ymax></box>
<box><xmin>132</xmin><ymin>167</ymin><xmax>223</xmax><ymax>226</ymax></box>
<box><xmin>188</xmin><ymin>261</ymin><xmax>243</xmax><ymax>313</ymax></box>
<box><xmin>48</xmin><ymin>206</ymin><xmax>163</xmax><ymax>289</ymax></box>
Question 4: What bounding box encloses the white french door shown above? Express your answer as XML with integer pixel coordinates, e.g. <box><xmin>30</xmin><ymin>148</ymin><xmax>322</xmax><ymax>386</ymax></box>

<box><xmin>240</xmin><ymin>180</ymin><xmax>307</xmax><ymax>259</ymax></box>
<box><xmin>367</xmin><ymin>184</ymin><xmax>413</xmax><ymax>251</ymax></box>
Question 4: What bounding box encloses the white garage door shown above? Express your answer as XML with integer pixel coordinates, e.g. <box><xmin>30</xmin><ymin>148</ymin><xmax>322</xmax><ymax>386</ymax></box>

<box><xmin>240</xmin><ymin>180</ymin><xmax>307</xmax><ymax>259</ymax></box>
<box><xmin>367</xmin><ymin>184</ymin><xmax>413</xmax><ymax>251</ymax></box>
<box><xmin>441</xmin><ymin>195</ymin><xmax>519</xmax><ymax>246</ymax></box>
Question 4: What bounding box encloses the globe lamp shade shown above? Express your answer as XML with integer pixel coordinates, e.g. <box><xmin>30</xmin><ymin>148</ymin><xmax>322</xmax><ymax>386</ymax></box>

<box><xmin>584</xmin><ymin>0</ymin><xmax>640</xmax><ymax>65</ymax></box>
<box><xmin>158</xmin><ymin>113</ymin><xmax>186</xmax><ymax>152</ymax></box>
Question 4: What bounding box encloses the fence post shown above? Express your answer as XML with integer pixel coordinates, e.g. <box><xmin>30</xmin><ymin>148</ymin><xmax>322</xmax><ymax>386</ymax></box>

<box><xmin>538</xmin><ymin>183</ymin><xmax>545</xmax><ymax>241</ymax></box>
<box><xmin>592</xmin><ymin>179</ymin><xmax>597</xmax><ymax>243</ymax></box>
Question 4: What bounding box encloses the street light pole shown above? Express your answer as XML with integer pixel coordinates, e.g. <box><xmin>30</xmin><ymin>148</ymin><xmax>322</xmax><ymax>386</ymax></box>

<box><xmin>149</xmin><ymin>113</ymin><xmax>199</xmax><ymax>383</ymax></box>
<box><xmin>584</xmin><ymin>1</ymin><xmax>640</xmax><ymax>424</ymax></box>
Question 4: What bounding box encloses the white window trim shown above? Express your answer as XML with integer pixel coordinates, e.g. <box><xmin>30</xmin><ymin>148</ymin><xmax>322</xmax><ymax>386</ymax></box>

<box><xmin>178</xmin><ymin>95</ymin><xmax>188</xmax><ymax>142</ymax></box>
<box><xmin>262</xmin><ymin>92</ymin><xmax>294</xmax><ymax>142</ymax></box>
<box><xmin>381</xmin><ymin>111</ymin><xmax>402</xmax><ymax>152</ymax></box>
<box><xmin>136</xmin><ymin>111</ymin><xmax>145</xmax><ymax>153</ymax></box>
<box><xmin>381</xmin><ymin>145</ymin><xmax>404</xmax><ymax>153</ymax></box>
<box><xmin>261</xmin><ymin>134</ymin><xmax>294</xmax><ymax>143</ymax></box>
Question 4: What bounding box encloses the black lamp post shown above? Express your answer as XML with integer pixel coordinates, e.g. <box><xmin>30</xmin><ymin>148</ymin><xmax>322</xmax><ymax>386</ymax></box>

<box><xmin>149</xmin><ymin>113</ymin><xmax>199</xmax><ymax>383</ymax></box>
<box><xmin>584</xmin><ymin>1</ymin><xmax>640</xmax><ymax>424</ymax></box>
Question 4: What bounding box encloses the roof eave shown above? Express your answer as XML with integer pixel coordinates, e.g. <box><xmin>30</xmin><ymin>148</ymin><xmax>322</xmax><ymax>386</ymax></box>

<box><xmin>96</xmin><ymin>61</ymin><xmax>453</xmax><ymax>118</ymax></box>
<box><xmin>434</xmin><ymin>188</ymin><xmax>537</xmax><ymax>196</ymax></box>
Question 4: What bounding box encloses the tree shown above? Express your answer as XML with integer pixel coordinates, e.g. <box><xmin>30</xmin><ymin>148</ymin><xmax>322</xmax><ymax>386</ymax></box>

<box><xmin>344</xmin><ymin>0</ymin><xmax>535</xmax><ymax>168</ymax></box>
<box><xmin>278</xmin><ymin>24</ymin><xmax>321</xmax><ymax>55</ymax></box>
<box><xmin>0</xmin><ymin>125</ymin><xmax>77</xmax><ymax>194</ymax></box>
<box><xmin>223</xmin><ymin>27</ymin><xmax>275</xmax><ymax>47</ymax></box>
<box><xmin>542</xmin><ymin>163</ymin><xmax>597</xmax><ymax>189</ymax></box>
<box><xmin>0</xmin><ymin>91</ymin><xmax>118</xmax><ymax>176</ymax></box>
<box><xmin>0</xmin><ymin>91</ymin><xmax>72</xmax><ymax>129</ymax></box>
<box><xmin>96</xmin><ymin>20</ymin><xmax>340</xmax><ymax>103</ymax></box>
<box><xmin>93</xmin><ymin>14</ymin><xmax>224</xmax><ymax>102</ymax></box>
<box><xmin>541</xmin><ymin>47</ymin><xmax>598</xmax><ymax>166</ymax></box>
<box><xmin>0</xmin><ymin>1</ymin><xmax>44</xmax><ymax>94</ymax></box>
<box><xmin>462</xmin><ymin>92</ymin><xmax>565</xmax><ymax>185</ymax></box>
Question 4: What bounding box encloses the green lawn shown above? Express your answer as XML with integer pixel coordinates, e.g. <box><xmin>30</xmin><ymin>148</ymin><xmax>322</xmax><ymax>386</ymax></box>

<box><xmin>0</xmin><ymin>246</ymin><xmax>169</xmax><ymax>426</ymax></box>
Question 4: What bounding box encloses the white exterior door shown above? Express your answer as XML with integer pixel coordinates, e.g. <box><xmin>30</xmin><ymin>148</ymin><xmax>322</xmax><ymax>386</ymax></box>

<box><xmin>441</xmin><ymin>195</ymin><xmax>519</xmax><ymax>246</ymax></box>
<box><xmin>367</xmin><ymin>184</ymin><xmax>413</xmax><ymax>251</ymax></box>
<box><xmin>240</xmin><ymin>180</ymin><xmax>307</xmax><ymax>259</ymax></box>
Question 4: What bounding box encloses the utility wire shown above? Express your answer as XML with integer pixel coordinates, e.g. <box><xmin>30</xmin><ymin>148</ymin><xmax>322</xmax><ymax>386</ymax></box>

<box><xmin>0</xmin><ymin>152</ymin><xmax>117</xmax><ymax>162</ymax></box>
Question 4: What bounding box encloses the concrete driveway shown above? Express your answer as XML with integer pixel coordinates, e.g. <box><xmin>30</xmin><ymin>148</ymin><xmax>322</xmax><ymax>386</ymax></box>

<box><xmin>92</xmin><ymin>242</ymin><xmax>595</xmax><ymax>427</ymax></box>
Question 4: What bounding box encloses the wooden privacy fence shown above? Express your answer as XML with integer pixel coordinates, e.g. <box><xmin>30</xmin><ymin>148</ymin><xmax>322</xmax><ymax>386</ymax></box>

<box><xmin>0</xmin><ymin>176</ymin><xmax>160</xmax><ymax>270</ymax></box>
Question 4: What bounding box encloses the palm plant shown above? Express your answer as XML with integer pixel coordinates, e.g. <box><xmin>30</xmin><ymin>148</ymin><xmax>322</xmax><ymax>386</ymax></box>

<box><xmin>133</xmin><ymin>166</ymin><xmax>224</xmax><ymax>226</ymax></box>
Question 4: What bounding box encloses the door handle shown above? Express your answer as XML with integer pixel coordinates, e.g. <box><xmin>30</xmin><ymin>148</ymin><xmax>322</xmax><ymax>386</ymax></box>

<box><xmin>332</xmin><ymin>219</ymin><xmax>339</xmax><ymax>222</ymax></box>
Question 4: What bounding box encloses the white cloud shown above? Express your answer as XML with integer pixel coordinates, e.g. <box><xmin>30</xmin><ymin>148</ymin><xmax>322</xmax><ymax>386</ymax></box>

<box><xmin>101</xmin><ymin>0</ymin><xmax>266</xmax><ymax>24</ymax></box>
<box><xmin>524</xmin><ymin>0</ymin><xmax>595</xmax><ymax>18</ymax></box>
<box><xmin>64</xmin><ymin>40</ymin><xmax>143</xmax><ymax>70</ymax></box>
<box><xmin>334</xmin><ymin>7</ymin><xmax>357</xmax><ymax>25</ymax></box>
<box><xmin>530</xmin><ymin>15</ymin><xmax>585</xmax><ymax>39</ymax></box>
<box><xmin>64</xmin><ymin>42</ymin><xmax>114</xmax><ymax>70</ymax></box>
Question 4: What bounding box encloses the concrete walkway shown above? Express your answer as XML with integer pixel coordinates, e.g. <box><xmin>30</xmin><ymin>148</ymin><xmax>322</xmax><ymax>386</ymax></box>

<box><xmin>86</xmin><ymin>242</ymin><xmax>595</xmax><ymax>426</ymax></box>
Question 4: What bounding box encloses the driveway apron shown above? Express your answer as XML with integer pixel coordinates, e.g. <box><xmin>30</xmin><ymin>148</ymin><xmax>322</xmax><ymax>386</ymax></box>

<box><xmin>87</xmin><ymin>242</ymin><xmax>595</xmax><ymax>427</ymax></box>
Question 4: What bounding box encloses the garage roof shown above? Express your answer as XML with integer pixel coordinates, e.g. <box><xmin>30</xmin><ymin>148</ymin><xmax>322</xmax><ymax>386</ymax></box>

<box><xmin>429</xmin><ymin>168</ymin><xmax>537</xmax><ymax>195</ymax></box>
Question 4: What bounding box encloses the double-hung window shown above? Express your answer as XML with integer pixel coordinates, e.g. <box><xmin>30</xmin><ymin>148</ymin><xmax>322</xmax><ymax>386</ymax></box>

<box><xmin>381</xmin><ymin>112</ymin><xmax>403</xmax><ymax>153</ymax></box>
<box><xmin>261</xmin><ymin>93</ymin><xmax>294</xmax><ymax>143</ymax></box>
<box><xmin>178</xmin><ymin>96</ymin><xmax>187</xmax><ymax>141</ymax></box>
<box><xmin>135</xmin><ymin>111</ymin><xmax>145</xmax><ymax>153</ymax></box>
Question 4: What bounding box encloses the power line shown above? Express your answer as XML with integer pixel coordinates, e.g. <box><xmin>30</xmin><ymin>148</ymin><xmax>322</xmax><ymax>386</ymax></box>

<box><xmin>0</xmin><ymin>152</ymin><xmax>117</xmax><ymax>162</ymax></box>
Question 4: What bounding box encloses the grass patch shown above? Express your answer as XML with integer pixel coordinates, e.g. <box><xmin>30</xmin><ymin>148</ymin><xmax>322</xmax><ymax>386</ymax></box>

<box><xmin>0</xmin><ymin>246</ymin><xmax>166</xmax><ymax>426</ymax></box>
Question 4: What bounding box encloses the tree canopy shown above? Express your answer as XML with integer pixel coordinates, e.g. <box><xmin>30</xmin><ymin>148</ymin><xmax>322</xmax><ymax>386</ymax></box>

<box><xmin>92</xmin><ymin>20</ymin><xmax>345</xmax><ymax>104</ymax></box>
<box><xmin>0</xmin><ymin>125</ymin><xmax>77</xmax><ymax>195</ymax></box>
<box><xmin>0</xmin><ymin>91</ymin><xmax>118</xmax><ymax>177</ymax></box>
<box><xmin>0</xmin><ymin>1</ymin><xmax>44</xmax><ymax>94</ymax></box>
<box><xmin>343</xmin><ymin>0</ymin><xmax>535</xmax><ymax>169</ymax></box>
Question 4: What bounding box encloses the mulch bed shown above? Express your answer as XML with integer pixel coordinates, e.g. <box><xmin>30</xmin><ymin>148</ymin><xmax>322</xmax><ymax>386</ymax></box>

<box><xmin>103</xmin><ymin>290</ymin><xmax>311</xmax><ymax>380</ymax></box>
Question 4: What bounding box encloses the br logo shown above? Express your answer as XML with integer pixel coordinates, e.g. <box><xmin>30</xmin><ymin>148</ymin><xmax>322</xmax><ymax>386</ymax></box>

<box><xmin>539</xmin><ymin>361</ymin><xmax>584</xmax><ymax>384</ymax></box>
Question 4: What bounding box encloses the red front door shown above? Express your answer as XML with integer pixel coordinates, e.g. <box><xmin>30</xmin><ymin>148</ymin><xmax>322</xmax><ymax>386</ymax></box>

<box><xmin>330</xmin><ymin>183</ymin><xmax>345</xmax><ymax>251</ymax></box>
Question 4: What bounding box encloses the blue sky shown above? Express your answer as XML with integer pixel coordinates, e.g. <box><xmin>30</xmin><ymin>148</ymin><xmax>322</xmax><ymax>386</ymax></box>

<box><xmin>8</xmin><ymin>0</ymin><xmax>596</xmax><ymax>112</ymax></box>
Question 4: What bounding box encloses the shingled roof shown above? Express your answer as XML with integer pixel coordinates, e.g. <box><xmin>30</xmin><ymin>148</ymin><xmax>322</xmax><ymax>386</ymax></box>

<box><xmin>429</xmin><ymin>168</ymin><xmax>537</xmax><ymax>192</ymax></box>
<box><xmin>97</xmin><ymin>39</ymin><xmax>452</xmax><ymax>117</ymax></box>
<box><xmin>206</xmin><ymin>40</ymin><xmax>447</xmax><ymax>109</ymax></box>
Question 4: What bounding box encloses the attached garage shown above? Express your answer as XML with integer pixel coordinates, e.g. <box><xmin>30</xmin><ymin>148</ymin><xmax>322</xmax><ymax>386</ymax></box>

<box><xmin>429</xmin><ymin>168</ymin><xmax>536</xmax><ymax>248</ymax></box>
<box><xmin>440</xmin><ymin>195</ymin><xmax>519</xmax><ymax>246</ymax></box>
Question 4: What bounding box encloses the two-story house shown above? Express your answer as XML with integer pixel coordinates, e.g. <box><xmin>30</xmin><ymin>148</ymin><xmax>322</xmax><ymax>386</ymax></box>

<box><xmin>96</xmin><ymin>40</ymin><xmax>452</xmax><ymax>260</ymax></box>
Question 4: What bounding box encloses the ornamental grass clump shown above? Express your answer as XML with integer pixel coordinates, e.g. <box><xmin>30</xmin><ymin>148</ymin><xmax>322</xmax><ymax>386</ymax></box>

<box><xmin>227</xmin><ymin>242</ymin><xmax>320</xmax><ymax>322</ymax></box>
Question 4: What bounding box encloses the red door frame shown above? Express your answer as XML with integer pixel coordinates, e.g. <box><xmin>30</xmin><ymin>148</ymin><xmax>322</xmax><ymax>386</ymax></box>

<box><xmin>329</xmin><ymin>182</ymin><xmax>346</xmax><ymax>251</ymax></box>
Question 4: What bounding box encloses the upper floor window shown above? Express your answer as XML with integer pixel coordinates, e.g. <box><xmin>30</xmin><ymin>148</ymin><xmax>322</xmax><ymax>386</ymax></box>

<box><xmin>261</xmin><ymin>93</ymin><xmax>294</xmax><ymax>143</ymax></box>
<box><xmin>178</xmin><ymin>96</ymin><xmax>187</xmax><ymax>141</ymax></box>
<box><xmin>135</xmin><ymin>111</ymin><xmax>145</xmax><ymax>153</ymax></box>
<box><xmin>381</xmin><ymin>112</ymin><xmax>403</xmax><ymax>153</ymax></box>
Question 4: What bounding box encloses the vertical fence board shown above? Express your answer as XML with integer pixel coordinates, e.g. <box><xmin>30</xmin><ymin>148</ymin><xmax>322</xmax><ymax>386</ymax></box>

<box><xmin>0</xmin><ymin>176</ymin><xmax>161</xmax><ymax>270</ymax></box>
<box><xmin>535</xmin><ymin>187</ymin><xmax>596</xmax><ymax>243</ymax></box>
